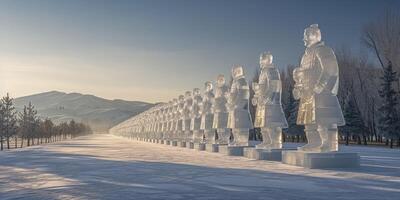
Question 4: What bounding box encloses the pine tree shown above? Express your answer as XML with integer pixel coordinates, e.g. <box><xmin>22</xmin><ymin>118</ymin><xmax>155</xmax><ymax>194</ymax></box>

<box><xmin>284</xmin><ymin>85</ymin><xmax>304</xmax><ymax>140</ymax></box>
<box><xmin>0</xmin><ymin>101</ymin><xmax>4</xmax><ymax>150</ymax></box>
<box><xmin>18</xmin><ymin>102</ymin><xmax>39</xmax><ymax>147</ymax></box>
<box><xmin>339</xmin><ymin>94</ymin><xmax>366</xmax><ymax>145</ymax></box>
<box><xmin>378</xmin><ymin>61</ymin><xmax>399</xmax><ymax>148</ymax></box>
<box><xmin>1</xmin><ymin>94</ymin><xmax>18</xmax><ymax>149</ymax></box>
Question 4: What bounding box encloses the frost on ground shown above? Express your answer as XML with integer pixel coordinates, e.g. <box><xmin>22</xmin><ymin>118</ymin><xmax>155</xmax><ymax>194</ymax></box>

<box><xmin>0</xmin><ymin>134</ymin><xmax>399</xmax><ymax>200</ymax></box>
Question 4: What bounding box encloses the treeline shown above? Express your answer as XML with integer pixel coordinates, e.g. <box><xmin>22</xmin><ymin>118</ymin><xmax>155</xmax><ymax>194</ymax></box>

<box><xmin>0</xmin><ymin>93</ymin><xmax>92</xmax><ymax>151</ymax></box>
<box><xmin>276</xmin><ymin>10</ymin><xmax>400</xmax><ymax>148</ymax></box>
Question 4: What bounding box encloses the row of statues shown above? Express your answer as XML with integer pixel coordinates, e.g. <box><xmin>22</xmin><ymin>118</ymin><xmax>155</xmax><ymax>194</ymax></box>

<box><xmin>110</xmin><ymin>24</ymin><xmax>345</xmax><ymax>153</ymax></box>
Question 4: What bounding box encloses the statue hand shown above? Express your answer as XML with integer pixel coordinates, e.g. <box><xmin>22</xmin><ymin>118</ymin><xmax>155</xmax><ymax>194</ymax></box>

<box><xmin>313</xmin><ymin>83</ymin><xmax>325</xmax><ymax>94</ymax></box>
<box><xmin>251</xmin><ymin>98</ymin><xmax>258</xmax><ymax>106</ymax></box>
<box><xmin>293</xmin><ymin>87</ymin><xmax>301</xmax><ymax>100</ymax></box>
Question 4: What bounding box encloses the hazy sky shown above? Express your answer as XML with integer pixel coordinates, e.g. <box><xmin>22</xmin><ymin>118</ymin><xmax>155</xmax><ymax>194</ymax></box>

<box><xmin>1</xmin><ymin>0</ymin><xmax>399</xmax><ymax>103</ymax></box>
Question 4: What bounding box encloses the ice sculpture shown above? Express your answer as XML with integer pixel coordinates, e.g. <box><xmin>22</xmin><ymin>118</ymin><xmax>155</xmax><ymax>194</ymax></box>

<box><xmin>252</xmin><ymin>52</ymin><xmax>288</xmax><ymax>149</ymax></box>
<box><xmin>176</xmin><ymin>95</ymin><xmax>185</xmax><ymax>140</ymax></box>
<box><xmin>200</xmin><ymin>81</ymin><xmax>216</xmax><ymax>143</ymax></box>
<box><xmin>190</xmin><ymin>88</ymin><xmax>204</xmax><ymax>142</ymax></box>
<box><xmin>212</xmin><ymin>74</ymin><xmax>231</xmax><ymax>144</ymax></box>
<box><xmin>169</xmin><ymin>98</ymin><xmax>179</xmax><ymax>139</ymax></box>
<box><xmin>182</xmin><ymin>91</ymin><xmax>193</xmax><ymax>141</ymax></box>
<box><xmin>227</xmin><ymin>65</ymin><xmax>253</xmax><ymax>146</ymax></box>
<box><xmin>162</xmin><ymin>101</ymin><xmax>173</xmax><ymax>139</ymax></box>
<box><xmin>293</xmin><ymin>24</ymin><xmax>345</xmax><ymax>152</ymax></box>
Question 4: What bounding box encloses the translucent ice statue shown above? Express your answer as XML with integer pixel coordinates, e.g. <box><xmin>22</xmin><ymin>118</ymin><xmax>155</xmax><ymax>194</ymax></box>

<box><xmin>227</xmin><ymin>65</ymin><xmax>253</xmax><ymax>146</ymax></box>
<box><xmin>190</xmin><ymin>88</ymin><xmax>204</xmax><ymax>143</ymax></box>
<box><xmin>253</xmin><ymin>52</ymin><xmax>288</xmax><ymax>149</ymax></box>
<box><xmin>162</xmin><ymin>101</ymin><xmax>170</xmax><ymax>140</ymax></box>
<box><xmin>169</xmin><ymin>98</ymin><xmax>179</xmax><ymax>140</ymax></box>
<box><xmin>212</xmin><ymin>74</ymin><xmax>231</xmax><ymax>144</ymax></box>
<box><xmin>176</xmin><ymin>95</ymin><xmax>185</xmax><ymax>140</ymax></box>
<box><xmin>200</xmin><ymin>81</ymin><xmax>216</xmax><ymax>144</ymax></box>
<box><xmin>182</xmin><ymin>91</ymin><xmax>193</xmax><ymax>141</ymax></box>
<box><xmin>293</xmin><ymin>24</ymin><xmax>345</xmax><ymax>152</ymax></box>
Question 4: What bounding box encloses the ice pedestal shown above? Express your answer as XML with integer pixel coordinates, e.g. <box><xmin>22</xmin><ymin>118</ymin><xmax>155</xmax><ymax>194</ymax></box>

<box><xmin>171</xmin><ymin>141</ymin><xmax>178</xmax><ymax>146</ymax></box>
<box><xmin>282</xmin><ymin>151</ymin><xmax>360</xmax><ymax>169</ymax></box>
<box><xmin>205</xmin><ymin>144</ymin><xmax>219</xmax><ymax>152</ymax></box>
<box><xmin>219</xmin><ymin>145</ymin><xmax>250</xmax><ymax>156</ymax></box>
<box><xmin>178</xmin><ymin>141</ymin><xmax>186</xmax><ymax>147</ymax></box>
<box><xmin>187</xmin><ymin>142</ymin><xmax>194</xmax><ymax>149</ymax></box>
<box><xmin>243</xmin><ymin>148</ymin><xmax>288</xmax><ymax>161</ymax></box>
<box><xmin>194</xmin><ymin>143</ymin><xmax>206</xmax><ymax>151</ymax></box>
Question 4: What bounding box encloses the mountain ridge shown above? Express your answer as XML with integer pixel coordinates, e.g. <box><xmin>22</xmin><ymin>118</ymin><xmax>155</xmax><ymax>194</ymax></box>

<box><xmin>14</xmin><ymin>91</ymin><xmax>154</xmax><ymax>132</ymax></box>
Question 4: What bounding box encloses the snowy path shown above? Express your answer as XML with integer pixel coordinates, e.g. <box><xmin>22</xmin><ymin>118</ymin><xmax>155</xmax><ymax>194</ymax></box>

<box><xmin>0</xmin><ymin>134</ymin><xmax>399</xmax><ymax>200</ymax></box>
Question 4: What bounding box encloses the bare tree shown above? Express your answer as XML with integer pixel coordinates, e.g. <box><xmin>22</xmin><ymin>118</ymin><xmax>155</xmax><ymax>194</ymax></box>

<box><xmin>362</xmin><ymin>9</ymin><xmax>400</xmax><ymax>72</ymax></box>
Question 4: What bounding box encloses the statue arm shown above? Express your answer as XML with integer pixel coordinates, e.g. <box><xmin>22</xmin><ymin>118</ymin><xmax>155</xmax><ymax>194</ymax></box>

<box><xmin>292</xmin><ymin>67</ymin><xmax>302</xmax><ymax>100</ymax></box>
<box><xmin>261</xmin><ymin>69</ymin><xmax>281</xmax><ymax>104</ymax></box>
<box><xmin>315</xmin><ymin>47</ymin><xmax>339</xmax><ymax>94</ymax></box>
<box><xmin>235</xmin><ymin>79</ymin><xmax>250</xmax><ymax>108</ymax></box>
<box><xmin>252</xmin><ymin>82</ymin><xmax>260</xmax><ymax>106</ymax></box>
<box><xmin>227</xmin><ymin>84</ymin><xmax>237</xmax><ymax>110</ymax></box>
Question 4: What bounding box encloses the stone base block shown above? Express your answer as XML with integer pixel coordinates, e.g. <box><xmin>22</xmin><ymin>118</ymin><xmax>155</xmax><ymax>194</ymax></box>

<box><xmin>194</xmin><ymin>143</ymin><xmax>206</xmax><ymax>151</ymax></box>
<box><xmin>282</xmin><ymin>151</ymin><xmax>360</xmax><ymax>169</ymax></box>
<box><xmin>171</xmin><ymin>141</ymin><xmax>178</xmax><ymax>146</ymax></box>
<box><xmin>243</xmin><ymin>148</ymin><xmax>285</xmax><ymax>161</ymax></box>
<box><xmin>178</xmin><ymin>141</ymin><xmax>187</xmax><ymax>147</ymax></box>
<box><xmin>160</xmin><ymin>140</ymin><xmax>164</xmax><ymax>144</ymax></box>
<box><xmin>205</xmin><ymin>144</ymin><xmax>219</xmax><ymax>152</ymax></box>
<box><xmin>219</xmin><ymin>145</ymin><xmax>248</xmax><ymax>156</ymax></box>
<box><xmin>165</xmin><ymin>140</ymin><xmax>171</xmax><ymax>145</ymax></box>
<box><xmin>186</xmin><ymin>142</ymin><xmax>194</xmax><ymax>149</ymax></box>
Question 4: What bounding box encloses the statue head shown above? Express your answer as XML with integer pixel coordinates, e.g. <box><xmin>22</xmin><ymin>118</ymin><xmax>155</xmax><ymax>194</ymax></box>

<box><xmin>303</xmin><ymin>24</ymin><xmax>321</xmax><ymax>47</ymax></box>
<box><xmin>193</xmin><ymin>88</ymin><xmax>201</xmax><ymax>96</ymax></box>
<box><xmin>172</xmin><ymin>98</ymin><xmax>178</xmax><ymax>105</ymax></box>
<box><xmin>185</xmin><ymin>91</ymin><xmax>192</xmax><ymax>98</ymax></box>
<box><xmin>232</xmin><ymin>65</ymin><xmax>244</xmax><ymax>79</ymax></box>
<box><xmin>216</xmin><ymin>74</ymin><xmax>226</xmax><ymax>86</ymax></box>
<box><xmin>260</xmin><ymin>52</ymin><xmax>273</xmax><ymax>67</ymax></box>
<box><xmin>293</xmin><ymin>68</ymin><xmax>303</xmax><ymax>83</ymax></box>
<box><xmin>178</xmin><ymin>95</ymin><xmax>184</xmax><ymax>102</ymax></box>
<box><xmin>204</xmin><ymin>81</ymin><xmax>213</xmax><ymax>92</ymax></box>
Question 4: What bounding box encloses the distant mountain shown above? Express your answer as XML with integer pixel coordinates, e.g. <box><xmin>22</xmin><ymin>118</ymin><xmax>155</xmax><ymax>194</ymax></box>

<box><xmin>14</xmin><ymin>91</ymin><xmax>154</xmax><ymax>132</ymax></box>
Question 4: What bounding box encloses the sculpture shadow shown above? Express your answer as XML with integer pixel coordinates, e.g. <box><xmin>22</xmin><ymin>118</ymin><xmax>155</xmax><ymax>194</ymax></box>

<box><xmin>0</xmin><ymin>148</ymin><xmax>399</xmax><ymax>200</ymax></box>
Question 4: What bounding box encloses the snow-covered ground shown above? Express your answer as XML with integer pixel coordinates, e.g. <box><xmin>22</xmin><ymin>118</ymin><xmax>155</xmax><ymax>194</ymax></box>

<box><xmin>0</xmin><ymin>134</ymin><xmax>399</xmax><ymax>200</ymax></box>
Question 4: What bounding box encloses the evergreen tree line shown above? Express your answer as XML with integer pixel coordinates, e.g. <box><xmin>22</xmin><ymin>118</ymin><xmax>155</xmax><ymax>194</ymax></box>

<box><xmin>0</xmin><ymin>93</ymin><xmax>93</xmax><ymax>151</ymax></box>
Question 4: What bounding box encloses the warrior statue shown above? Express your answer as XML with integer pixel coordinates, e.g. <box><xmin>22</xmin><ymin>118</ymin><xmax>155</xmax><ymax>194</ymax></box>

<box><xmin>150</xmin><ymin>110</ymin><xmax>157</xmax><ymax>140</ymax></box>
<box><xmin>182</xmin><ymin>91</ymin><xmax>193</xmax><ymax>141</ymax></box>
<box><xmin>212</xmin><ymin>74</ymin><xmax>231</xmax><ymax>144</ymax></box>
<box><xmin>169</xmin><ymin>98</ymin><xmax>178</xmax><ymax>140</ymax></box>
<box><xmin>252</xmin><ymin>52</ymin><xmax>288</xmax><ymax>149</ymax></box>
<box><xmin>176</xmin><ymin>95</ymin><xmax>185</xmax><ymax>140</ymax></box>
<box><xmin>200</xmin><ymin>81</ymin><xmax>216</xmax><ymax>144</ymax></box>
<box><xmin>293</xmin><ymin>24</ymin><xmax>345</xmax><ymax>152</ymax></box>
<box><xmin>227</xmin><ymin>65</ymin><xmax>253</xmax><ymax>146</ymax></box>
<box><xmin>156</xmin><ymin>107</ymin><xmax>163</xmax><ymax>140</ymax></box>
<box><xmin>190</xmin><ymin>88</ymin><xmax>204</xmax><ymax>143</ymax></box>
<box><xmin>161</xmin><ymin>105</ymin><xmax>169</xmax><ymax>140</ymax></box>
